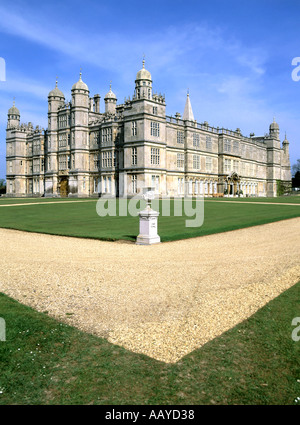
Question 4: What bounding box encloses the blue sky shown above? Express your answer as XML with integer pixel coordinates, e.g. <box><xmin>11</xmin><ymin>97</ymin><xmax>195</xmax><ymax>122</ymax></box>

<box><xmin>0</xmin><ymin>0</ymin><xmax>299</xmax><ymax>179</ymax></box>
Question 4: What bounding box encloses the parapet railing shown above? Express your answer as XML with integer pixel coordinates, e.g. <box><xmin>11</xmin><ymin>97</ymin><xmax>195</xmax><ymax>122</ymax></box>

<box><xmin>166</xmin><ymin>115</ymin><xmax>242</xmax><ymax>137</ymax></box>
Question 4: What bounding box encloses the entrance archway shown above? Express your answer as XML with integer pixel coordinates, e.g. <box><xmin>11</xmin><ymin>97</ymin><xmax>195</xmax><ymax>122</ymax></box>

<box><xmin>59</xmin><ymin>178</ymin><xmax>69</xmax><ymax>198</ymax></box>
<box><xmin>225</xmin><ymin>172</ymin><xmax>241</xmax><ymax>196</ymax></box>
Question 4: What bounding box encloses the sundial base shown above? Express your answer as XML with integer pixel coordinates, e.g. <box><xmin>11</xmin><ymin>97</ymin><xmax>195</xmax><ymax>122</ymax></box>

<box><xmin>136</xmin><ymin>205</ymin><xmax>160</xmax><ymax>245</ymax></box>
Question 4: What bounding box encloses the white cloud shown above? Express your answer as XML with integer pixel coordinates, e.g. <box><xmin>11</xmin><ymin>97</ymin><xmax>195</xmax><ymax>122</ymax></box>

<box><xmin>236</xmin><ymin>53</ymin><xmax>266</xmax><ymax>76</ymax></box>
<box><xmin>1</xmin><ymin>1</ymin><xmax>297</xmax><ymax>177</ymax></box>
<box><xmin>0</xmin><ymin>77</ymin><xmax>49</xmax><ymax>99</ymax></box>
<box><xmin>0</xmin><ymin>4</ymin><xmax>267</xmax><ymax>82</ymax></box>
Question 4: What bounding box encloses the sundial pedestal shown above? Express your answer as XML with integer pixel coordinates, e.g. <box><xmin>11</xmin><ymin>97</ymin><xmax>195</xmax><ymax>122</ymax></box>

<box><xmin>136</xmin><ymin>205</ymin><xmax>160</xmax><ymax>245</ymax></box>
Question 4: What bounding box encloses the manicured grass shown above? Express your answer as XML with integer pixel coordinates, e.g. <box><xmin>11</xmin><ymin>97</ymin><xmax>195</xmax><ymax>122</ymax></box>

<box><xmin>0</xmin><ymin>198</ymin><xmax>299</xmax><ymax>242</ymax></box>
<box><xmin>0</xmin><ymin>282</ymin><xmax>299</xmax><ymax>405</ymax></box>
<box><xmin>0</xmin><ymin>195</ymin><xmax>299</xmax><ymax>204</ymax></box>
<box><xmin>205</xmin><ymin>195</ymin><xmax>300</xmax><ymax>203</ymax></box>
<box><xmin>0</xmin><ymin>197</ymin><xmax>95</xmax><ymax>204</ymax></box>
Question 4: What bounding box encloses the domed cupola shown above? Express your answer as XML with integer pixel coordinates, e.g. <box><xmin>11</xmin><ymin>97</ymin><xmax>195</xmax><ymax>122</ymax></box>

<box><xmin>8</xmin><ymin>100</ymin><xmax>20</xmax><ymax>117</ymax></box>
<box><xmin>136</xmin><ymin>59</ymin><xmax>152</xmax><ymax>82</ymax></box>
<box><xmin>48</xmin><ymin>79</ymin><xmax>65</xmax><ymax>99</ymax></box>
<box><xmin>135</xmin><ymin>59</ymin><xmax>152</xmax><ymax>99</ymax></box>
<box><xmin>72</xmin><ymin>71</ymin><xmax>89</xmax><ymax>93</ymax></box>
<box><xmin>71</xmin><ymin>71</ymin><xmax>89</xmax><ymax>109</ymax></box>
<box><xmin>7</xmin><ymin>99</ymin><xmax>20</xmax><ymax>128</ymax></box>
<box><xmin>104</xmin><ymin>83</ymin><xmax>117</xmax><ymax>114</ymax></box>
<box><xmin>48</xmin><ymin>79</ymin><xmax>65</xmax><ymax>114</ymax></box>
<box><xmin>104</xmin><ymin>83</ymin><xmax>117</xmax><ymax>101</ymax></box>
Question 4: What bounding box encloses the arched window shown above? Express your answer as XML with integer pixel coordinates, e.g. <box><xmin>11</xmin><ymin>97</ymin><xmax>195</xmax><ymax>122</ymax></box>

<box><xmin>188</xmin><ymin>179</ymin><xmax>193</xmax><ymax>195</ymax></box>
<box><xmin>200</xmin><ymin>181</ymin><xmax>203</xmax><ymax>194</ymax></box>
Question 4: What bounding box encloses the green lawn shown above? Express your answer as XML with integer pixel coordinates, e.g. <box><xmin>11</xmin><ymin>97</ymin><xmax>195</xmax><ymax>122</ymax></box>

<box><xmin>0</xmin><ymin>282</ymin><xmax>299</xmax><ymax>405</ymax></box>
<box><xmin>0</xmin><ymin>197</ymin><xmax>95</xmax><ymax>204</ymax></box>
<box><xmin>205</xmin><ymin>195</ymin><xmax>300</xmax><ymax>203</ymax></box>
<box><xmin>0</xmin><ymin>197</ymin><xmax>299</xmax><ymax>242</ymax></box>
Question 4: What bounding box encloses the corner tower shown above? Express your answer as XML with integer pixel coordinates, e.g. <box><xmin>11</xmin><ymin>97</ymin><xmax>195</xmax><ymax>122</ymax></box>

<box><xmin>6</xmin><ymin>100</ymin><xmax>27</xmax><ymax>197</ymax></box>
<box><xmin>70</xmin><ymin>71</ymin><xmax>90</xmax><ymax>197</ymax></box>
<box><xmin>46</xmin><ymin>80</ymin><xmax>65</xmax><ymax>196</ymax></box>
<box><xmin>71</xmin><ymin>71</ymin><xmax>89</xmax><ymax>148</ymax></box>
<box><xmin>266</xmin><ymin>118</ymin><xmax>281</xmax><ymax>196</ymax></box>
<box><xmin>48</xmin><ymin>79</ymin><xmax>65</xmax><ymax>147</ymax></box>
<box><xmin>121</xmin><ymin>59</ymin><xmax>166</xmax><ymax>197</ymax></box>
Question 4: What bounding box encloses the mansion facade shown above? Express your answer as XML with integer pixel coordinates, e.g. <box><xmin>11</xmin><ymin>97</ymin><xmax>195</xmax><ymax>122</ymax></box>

<box><xmin>6</xmin><ymin>61</ymin><xmax>291</xmax><ymax>198</ymax></box>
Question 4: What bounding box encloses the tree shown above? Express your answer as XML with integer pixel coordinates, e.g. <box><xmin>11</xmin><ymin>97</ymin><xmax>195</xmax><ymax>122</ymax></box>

<box><xmin>0</xmin><ymin>179</ymin><xmax>6</xmax><ymax>195</ymax></box>
<box><xmin>292</xmin><ymin>171</ymin><xmax>300</xmax><ymax>189</ymax></box>
<box><xmin>292</xmin><ymin>159</ymin><xmax>300</xmax><ymax>177</ymax></box>
<box><xmin>291</xmin><ymin>160</ymin><xmax>300</xmax><ymax>189</ymax></box>
<box><xmin>277</xmin><ymin>180</ymin><xmax>292</xmax><ymax>196</ymax></box>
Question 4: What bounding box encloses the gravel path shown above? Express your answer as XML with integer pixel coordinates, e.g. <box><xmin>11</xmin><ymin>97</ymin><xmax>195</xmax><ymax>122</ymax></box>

<box><xmin>0</xmin><ymin>218</ymin><xmax>299</xmax><ymax>363</ymax></box>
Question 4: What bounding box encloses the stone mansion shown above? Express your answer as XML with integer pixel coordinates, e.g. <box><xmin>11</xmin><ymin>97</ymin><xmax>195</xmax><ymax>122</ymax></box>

<box><xmin>6</xmin><ymin>61</ymin><xmax>291</xmax><ymax>198</ymax></box>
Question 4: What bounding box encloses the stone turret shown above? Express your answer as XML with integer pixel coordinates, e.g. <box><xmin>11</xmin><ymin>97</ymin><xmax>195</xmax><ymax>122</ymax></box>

<box><xmin>70</xmin><ymin>71</ymin><xmax>90</xmax><ymax>197</ymax></box>
<box><xmin>71</xmin><ymin>71</ymin><xmax>90</xmax><ymax>142</ymax></box>
<box><xmin>135</xmin><ymin>59</ymin><xmax>152</xmax><ymax>99</ymax></box>
<box><xmin>282</xmin><ymin>132</ymin><xmax>289</xmax><ymax>156</ymax></box>
<box><xmin>104</xmin><ymin>83</ymin><xmax>117</xmax><ymax>114</ymax></box>
<box><xmin>281</xmin><ymin>133</ymin><xmax>292</xmax><ymax>182</ymax></box>
<box><xmin>7</xmin><ymin>100</ymin><xmax>20</xmax><ymax>129</ymax></box>
<box><xmin>269</xmin><ymin>117</ymin><xmax>280</xmax><ymax>140</ymax></box>
<box><xmin>48</xmin><ymin>79</ymin><xmax>65</xmax><ymax>138</ymax></box>
<box><xmin>71</xmin><ymin>71</ymin><xmax>89</xmax><ymax>109</ymax></box>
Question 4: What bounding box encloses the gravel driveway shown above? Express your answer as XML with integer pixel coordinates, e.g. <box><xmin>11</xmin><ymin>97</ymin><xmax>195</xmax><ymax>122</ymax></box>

<box><xmin>0</xmin><ymin>217</ymin><xmax>299</xmax><ymax>363</ymax></box>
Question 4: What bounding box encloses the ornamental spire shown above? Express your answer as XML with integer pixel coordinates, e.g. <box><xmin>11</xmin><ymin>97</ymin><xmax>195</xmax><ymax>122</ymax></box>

<box><xmin>183</xmin><ymin>91</ymin><xmax>194</xmax><ymax>121</ymax></box>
